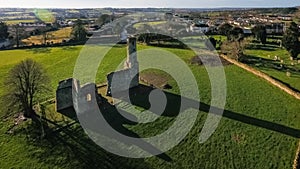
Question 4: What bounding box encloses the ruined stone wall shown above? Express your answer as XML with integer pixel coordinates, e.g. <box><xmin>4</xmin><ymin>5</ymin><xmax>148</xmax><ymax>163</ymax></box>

<box><xmin>56</xmin><ymin>78</ymin><xmax>80</xmax><ymax>111</ymax></box>
<box><xmin>55</xmin><ymin>78</ymin><xmax>80</xmax><ymax>119</ymax></box>
<box><xmin>56</xmin><ymin>78</ymin><xmax>104</xmax><ymax>119</ymax></box>
<box><xmin>75</xmin><ymin>83</ymin><xmax>99</xmax><ymax>116</ymax></box>
<box><xmin>106</xmin><ymin>37</ymin><xmax>139</xmax><ymax>95</ymax></box>
<box><xmin>107</xmin><ymin>68</ymin><xmax>139</xmax><ymax>96</ymax></box>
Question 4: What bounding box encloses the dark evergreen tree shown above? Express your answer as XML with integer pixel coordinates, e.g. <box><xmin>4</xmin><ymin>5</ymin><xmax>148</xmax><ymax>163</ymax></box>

<box><xmin>282</xmin><ymin>22</ymin><xmax>300</xmax><ymax>59</ymax></box>
<box><xmin>71</xmin><ymin>19</ymin><xmax>87</xmax><ymax>42</ymax></box>
<box><xmin>218</xmin><ymin>23</ymin><xmax>233</xmax><ymax>40</ymax></box>
<box><xmin>252</xmin><ymin>25</ymin><xmax>267</xmax><ymax>44</ymax></box>
<box><xmin>0</xmin><ymin>22</ymin><xmax>9</xmax><ymax>41</ymax></box>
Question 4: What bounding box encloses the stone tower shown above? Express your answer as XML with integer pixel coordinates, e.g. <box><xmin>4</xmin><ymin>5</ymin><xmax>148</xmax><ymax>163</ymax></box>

<box><xmin>125</xmin><ymin>37</ymin><xmax>139</xmax><ymax>88</ymax></box>
<box><xmin>125</xmin><ymin>37</ymin><xmax>138</xmax><ymax>69</ymax></box>
<box><xmin>106</xmin><ymin>37</ymin><xmax>139</xmax><ymax>96</ymax></box>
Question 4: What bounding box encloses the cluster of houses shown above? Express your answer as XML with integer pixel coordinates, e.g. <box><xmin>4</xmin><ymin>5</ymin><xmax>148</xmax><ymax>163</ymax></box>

<box><xmin>1</xmin><ymin>8</ymin><xmax>300</xmax><ymax>49</ymax></box>
<box><xmin>172</xmin><ymin>12</ymin><xmax>299</xmax><ymax>35</ymax></box>
<box><xmin>18</xmin><ymin>22</ymin><xmax>48</xmax><ymax>27</ymax></box>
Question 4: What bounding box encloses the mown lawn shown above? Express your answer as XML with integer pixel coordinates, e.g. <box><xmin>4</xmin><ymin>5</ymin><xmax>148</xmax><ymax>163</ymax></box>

<box><xmin>0</xmin><ymin>44</ymin><xmax>300</xmax><ymax>168</ymax></box>
<box><xmin>244</xmin><ymin>41</ymin><xmax>300</xmax><ymax>91</ymax></box>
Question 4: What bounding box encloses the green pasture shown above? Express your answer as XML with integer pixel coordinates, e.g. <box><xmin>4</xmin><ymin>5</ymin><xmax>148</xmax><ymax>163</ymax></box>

<box><xmin>244</xmin><ymin>40</ymin><xmax>300</xmax><ymax>91</ymax></box>
<box><xmin>0</xmin><ymin>44</ymin><xmax>299</xmax><ymax>168</ymax></box>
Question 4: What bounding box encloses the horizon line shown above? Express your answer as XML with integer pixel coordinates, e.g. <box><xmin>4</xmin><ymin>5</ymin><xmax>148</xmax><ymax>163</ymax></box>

<box><xmin>0</xmin><ymin>6</ymin><xmax>299</xmax><ymax>9</ymax></box>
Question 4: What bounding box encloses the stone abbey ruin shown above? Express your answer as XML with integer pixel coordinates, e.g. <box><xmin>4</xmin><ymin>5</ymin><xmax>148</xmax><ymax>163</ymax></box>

<box><xmin>56</xmin><ymin>37</ymin><xmax>140</xmax><ymax>118</ymax></box>
<box><xmin>106</xmin><ymin>37</ymin><xmax>139</xmax><ymax>96</ymax></box>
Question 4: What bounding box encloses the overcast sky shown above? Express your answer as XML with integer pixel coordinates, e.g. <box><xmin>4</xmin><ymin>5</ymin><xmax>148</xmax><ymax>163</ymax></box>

<box><xmin>0</xmin><ymin>0</ymin><xmax>299</xmax><ymax>8</ymax></box>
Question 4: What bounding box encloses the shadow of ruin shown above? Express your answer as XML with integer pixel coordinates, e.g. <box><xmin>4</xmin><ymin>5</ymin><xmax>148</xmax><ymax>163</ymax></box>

<box><xmin>54</xmin><ymin>37</ymin><xmax>300</xmax><ymax>161</ymax></box>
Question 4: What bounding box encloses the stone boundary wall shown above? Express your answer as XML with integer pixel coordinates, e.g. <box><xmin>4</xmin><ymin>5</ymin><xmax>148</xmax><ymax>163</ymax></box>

<box><xmin>220</xmin><ymin>54</ymin><xmax>300</xmax><ymax>100</ymax></box>
<box><xmin>294</xmin><ymin>141</ymin><xmax>300</xmax><ymax>169</ymax></box>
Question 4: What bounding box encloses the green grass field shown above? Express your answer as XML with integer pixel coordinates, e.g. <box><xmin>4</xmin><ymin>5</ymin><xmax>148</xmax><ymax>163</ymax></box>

<box><xmin>133</xmin><ymin>21</ymin><xmax>167</xmax><ymax>29</ymax></box>
<box><xmin>4</xmin><ymin>19</ymin><xmax>36</xmax><ymax>25</ymax></box>
<box><xmin>0</xmin><ymin>44</ymin><xmax>300</xmax><ymax>168</ymax></box>
<box><xmin>244</xmin><ymin>40</ymin><xmax>300</xmax><ymax>91</ymax></box>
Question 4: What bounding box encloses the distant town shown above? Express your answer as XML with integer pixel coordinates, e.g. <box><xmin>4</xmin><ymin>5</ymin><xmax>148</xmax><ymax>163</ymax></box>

<box><xmin>0</xmin><ymin>7</ymin><xmax>299</xmax><ymax>48</ymax></box>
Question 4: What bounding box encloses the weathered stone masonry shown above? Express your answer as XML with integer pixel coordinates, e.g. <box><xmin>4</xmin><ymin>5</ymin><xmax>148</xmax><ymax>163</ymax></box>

<box><xmin>56</xmin><ymin>37</ymin><xmax>140</xmax><ymax>118</ymax></box>
<box><xmin>106</xmin><ymin>37</ymin><xmax>139</xmax><ymax>96</ymax></box>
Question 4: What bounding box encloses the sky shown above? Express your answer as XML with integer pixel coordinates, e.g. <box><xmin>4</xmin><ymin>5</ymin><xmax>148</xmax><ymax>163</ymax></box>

<box><xmin>0</xmin><ymin>0</ymin><xmax>299</xmax><ymax>8</ymax></box>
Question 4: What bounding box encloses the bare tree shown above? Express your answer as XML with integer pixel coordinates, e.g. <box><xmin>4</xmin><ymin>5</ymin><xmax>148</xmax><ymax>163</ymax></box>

<box><xmin>41</xmin><ymin>31</ymin><xmax>54</xmax><ymax>45</ymax></box>
<box><xmin>221</xmin><ymin>38</ymin><xmax>250</xmax><ymax>61</ymax></box>
<box><xmin>11</xmin><ymin>25</ymin><xmax>25</xmax><ymax>48</ymax></box>
<box><xmin>2</xmin><ymin>59</ymin><xmax>51</xmax><ymax>119</ymax></box>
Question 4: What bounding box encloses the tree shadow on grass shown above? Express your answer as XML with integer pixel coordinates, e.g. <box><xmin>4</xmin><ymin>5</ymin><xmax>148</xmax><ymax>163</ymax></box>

<box><xmin>61</xmin><ymin>46</ymin><xmax>82</xmax><ymax>51</ymax></box>
<box><xmin>47</xmin><ymin>124</ymin><xmax>151</xmax><ymax>169</ymax></box>
<box><xmin>26</xmin><ymin>47</ymin><xmax>52</xmax><ymax>54</ymax></box>
<box><xmin>242</xmin><ymin>55</ymin><xmax>300</xmax><ymax>76</ymax></box>
<box><xmin>247</xmin><ymin>43</ymin><xmax>278</xmax><ymax>51</ymax></box>
<box><xmin>242</xmin><ymin>55</ymin><xmax>276</xmax><ymax>65</ymax></box>
<box><xmin>10</xmin><ymin>117</ymin><xmax>152</xmax><ymax>169</ymax></box>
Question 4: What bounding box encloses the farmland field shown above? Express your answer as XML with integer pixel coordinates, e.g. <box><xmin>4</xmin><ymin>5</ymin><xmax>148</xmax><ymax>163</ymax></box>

<box><xmin>0</xmin><ymin>44</ymin><xmax>300</xmax><ymax>168</ymax></box>
<box><xmin>4</xmin><ymin>19</ymin><xmax>36</xmax><ymax>25</ymax></box>
<box><xmin>22</xmin><ymin>27</ymin><xmax>72</xmax><ymax>46</ymax></box>
<box><xmin>133</xmin><ymin>21</ymin><xmax>167</xmax><ymax>29</ymax></box>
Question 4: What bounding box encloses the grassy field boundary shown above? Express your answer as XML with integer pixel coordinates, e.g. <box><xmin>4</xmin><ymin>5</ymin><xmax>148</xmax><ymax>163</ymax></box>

<box><xmin>220</xmin><ymin>54</ymin><xmax>300</xmax><ymax>100</ymax></box>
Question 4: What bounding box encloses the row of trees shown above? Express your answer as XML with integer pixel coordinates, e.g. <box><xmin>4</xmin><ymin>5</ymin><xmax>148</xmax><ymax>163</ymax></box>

<box><xmin>218</xmin><ymin>22</ymin><xmax>300</xmax><ymax>60</ymax></box>
<box><xmin>0</xmin><ymin>20</ymin><xmax>89</xmax><ymax>47</ymax></box>
<box><xmin>218</xmin><ymin>23</ymin><xmax>267</xmax><ymax>44</ymax></box>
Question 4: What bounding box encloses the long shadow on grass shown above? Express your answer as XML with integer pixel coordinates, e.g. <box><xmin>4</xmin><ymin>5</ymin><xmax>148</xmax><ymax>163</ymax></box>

<box><xmin>114</xmin><ymin>84</ymin><xmax>300</xmax><ymax>138</ymax></box>
<box><xmin>73</xmin><ymin>85</ymin><xmax>172</xmax><ymax>162</ymax></box>
<box><xmin>40</xmin><ymin>118</ymin><xmax>152</xmax><ymax>169</ymax></box>
<box><xmin>36</xmin><ymin>83</ymin><xmax>299</xmax><ymax>168</ymax></box>
<box><xmin>243</xmin><ymin>55</ymin><xmax>300</xmax><ymax>76</ymax></box>
<box><xmin>51</xmin><ymin>125</ymin><xmax>151</xmax><ymax>169</ymax></box>
<box><xmin>246</xmin><ymin>44</ymin><xmax>277</xmax><ymax>51</ymax></box>
<box><xmin>10</xmin><ymin>119</ymin><xmax>144</xmax><ymax>168</ymax></box>
<box><xmin>26</xmin><ymin>47</ymin><xmax>52</xmax><ymax>54</ymax></box>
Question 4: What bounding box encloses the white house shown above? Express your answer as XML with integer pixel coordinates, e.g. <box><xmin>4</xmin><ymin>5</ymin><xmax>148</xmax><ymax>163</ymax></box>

<box><xmin>190</xmin><ymin>23</ymin><xmax>210</xmax><ymax>33</ymax></box>
<box><xmin>242</xmin><ymin>28</ymin><xmax>252</xmax><ymax>35</ymax></box>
